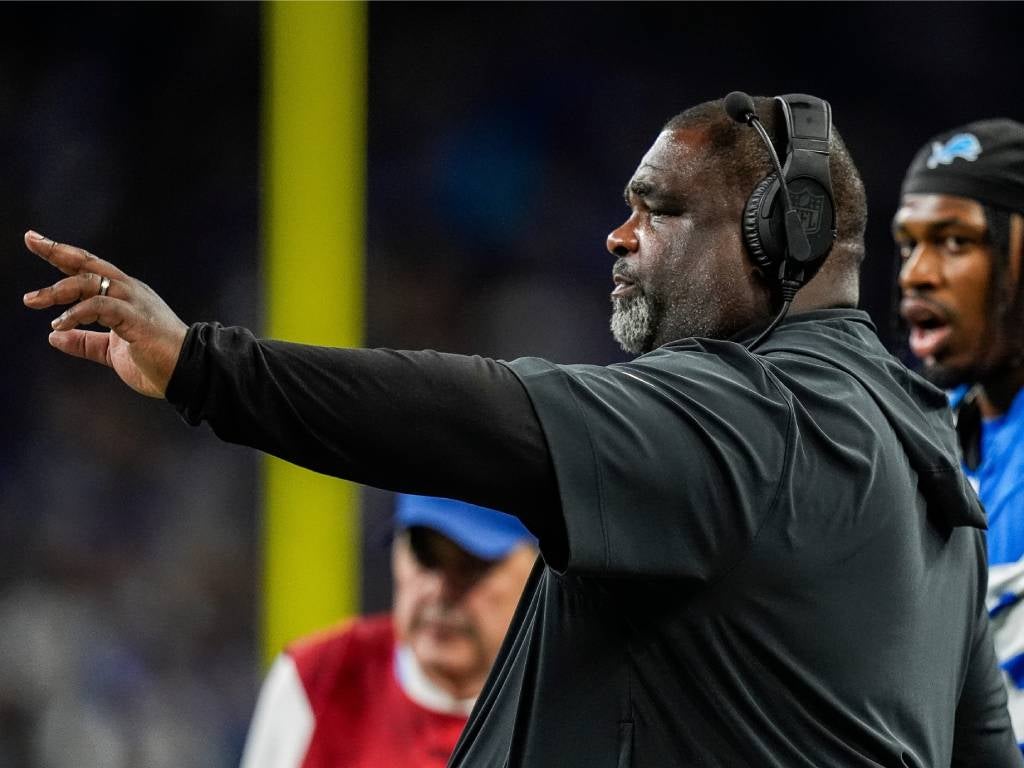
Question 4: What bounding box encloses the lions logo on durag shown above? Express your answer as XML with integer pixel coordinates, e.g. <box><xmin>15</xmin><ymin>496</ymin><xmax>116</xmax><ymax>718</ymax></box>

<box><xmin>927</xmin><ymin>133</ymin><xmax>983</xmax><ymax>169</ymax></box>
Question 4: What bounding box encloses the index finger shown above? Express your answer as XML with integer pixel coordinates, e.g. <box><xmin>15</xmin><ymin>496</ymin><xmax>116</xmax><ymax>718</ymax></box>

<box><xmin>24</xmin><ymin>230</ymin><xmax>129</xmax><ymax>280</ymax></box>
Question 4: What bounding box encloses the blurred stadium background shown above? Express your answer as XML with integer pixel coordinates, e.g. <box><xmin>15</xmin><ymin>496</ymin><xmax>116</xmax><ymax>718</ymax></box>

<box><xmin>1</xmin><ymin>2</ymin><xmax>1021</xmax><ymax>765</ymax></box>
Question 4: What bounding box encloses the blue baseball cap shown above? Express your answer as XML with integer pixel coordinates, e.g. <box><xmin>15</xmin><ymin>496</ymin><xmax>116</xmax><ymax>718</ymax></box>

<box><xmin>395</xmin><ymin>494</ymin><xmax>537</xmax><ymax>561</ymax></box>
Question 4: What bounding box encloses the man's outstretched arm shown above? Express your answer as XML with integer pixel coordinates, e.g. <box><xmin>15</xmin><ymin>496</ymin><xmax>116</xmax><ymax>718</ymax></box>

<box><xmin>168</xmin><ymin>324</ymin><xmax>558</xmax><ymax>524</ymax></box>
<box><xmin>21</xmin><ymin>231</ymin><xmax>562</xmax><ymax>537</ymax></box>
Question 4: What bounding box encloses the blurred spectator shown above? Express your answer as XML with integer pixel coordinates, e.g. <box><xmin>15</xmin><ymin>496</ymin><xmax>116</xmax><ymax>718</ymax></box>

<box><xmin>240</xmin><ymin>495</ymin><xmax>537</xmax><ymax>768</ymax></box>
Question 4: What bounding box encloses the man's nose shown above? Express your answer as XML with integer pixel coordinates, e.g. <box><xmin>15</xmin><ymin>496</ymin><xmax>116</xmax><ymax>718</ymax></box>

<box><xmin>899</xmin><ymin>243</ymin><xmax>943</xmax><ymax>293</ymax></box>
<box><xmin>607</xmin><ymin>216</ymin><xmax>639</xmax><ymax>257</ymax></box>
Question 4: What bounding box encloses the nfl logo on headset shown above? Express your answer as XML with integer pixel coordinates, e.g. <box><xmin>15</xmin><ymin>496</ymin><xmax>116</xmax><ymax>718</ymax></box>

<box><xmin>793</xmin><ymin>189</ymin><xmax>824</xmax><ymax>235</ymax></box>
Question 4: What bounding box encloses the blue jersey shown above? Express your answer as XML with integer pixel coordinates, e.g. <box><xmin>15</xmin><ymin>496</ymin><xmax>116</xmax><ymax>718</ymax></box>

<box><xmin>953</xmin><ymin>385</ymin><xmax>1024</xmax><ymax>752</ymax></box>
<box><xmin>973</xmin><ymin>387</ymin><xmax>1024</xmax><ymax>566</ymax></box>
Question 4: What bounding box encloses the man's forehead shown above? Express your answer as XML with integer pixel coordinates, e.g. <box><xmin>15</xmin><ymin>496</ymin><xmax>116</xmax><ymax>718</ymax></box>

<box><xmin>628</xmin><ymin>128</ymin><xmax>712</xmax><ymax>191</ymax></box>
<box><xmin>637</xmin><ymin>128</ymin><xmax>709</xmax><ymax>169</ymax></box>
<box><xmin>893</xmin><ymin>193</ymin><xmax>987</xmax><ymax>229</ymax></box>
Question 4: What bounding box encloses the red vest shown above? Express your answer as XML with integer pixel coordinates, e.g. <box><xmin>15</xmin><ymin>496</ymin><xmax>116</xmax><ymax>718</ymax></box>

<box><xmin>288</xmin><ymin>614</ymin><xmax>469</xmax><ymax>768</ymax></box>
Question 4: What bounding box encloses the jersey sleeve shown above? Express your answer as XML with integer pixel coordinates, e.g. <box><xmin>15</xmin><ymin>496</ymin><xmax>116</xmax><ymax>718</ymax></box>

<box><xmin>505</xmin><ymin>344</ymin><xmax>791</xmax><ymax>580</ymax></box>
<box><xmin>240</xmin><ymin>654</ymin><xmax>316</xmax><ymax>768</ymax></box>
<box><xmin>164</xmin><ymin>323</ymin><xmax>562</xmax><ymax>540</ymax></box>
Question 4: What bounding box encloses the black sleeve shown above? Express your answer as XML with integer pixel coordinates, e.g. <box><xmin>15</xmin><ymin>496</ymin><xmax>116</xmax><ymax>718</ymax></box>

<box><xmin>164</xmin><ymin>322</ymin><xmax>564</xmax><ymax>546</ymax></box>
<box><xmin>951</xmin><ymin>600</ymin><xmax>1024</xmax><ymax>767</ymax></box>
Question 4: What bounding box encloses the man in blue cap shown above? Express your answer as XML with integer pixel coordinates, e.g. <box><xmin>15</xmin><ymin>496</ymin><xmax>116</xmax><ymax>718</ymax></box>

<box><xmin>895</xmin><ymin>118</ymin><xmax>1024</xmax><ymax>752</ymax></box>
<box><xmin>239</xmin><ymin>494</ymin><xmax>537</xmax><ymax>768</ymax></box>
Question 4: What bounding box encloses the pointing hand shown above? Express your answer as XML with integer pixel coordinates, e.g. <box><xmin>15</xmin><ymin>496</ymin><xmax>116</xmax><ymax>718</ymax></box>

<box><xmin>22</xmin><ymin>231</ymin><xmax>189</xmax><ymax>398</ymax></box>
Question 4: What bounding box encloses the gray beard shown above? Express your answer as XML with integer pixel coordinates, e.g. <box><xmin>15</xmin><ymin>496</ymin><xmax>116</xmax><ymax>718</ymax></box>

<box><xmin>610</xmin><ymin>293</ymin><xmax>656</xmax><ymax>355</ymax></box>
<box><xmin>610</xmin><ymin>281</ymin><xmax>730</xmax><ymax>355</ymax></box>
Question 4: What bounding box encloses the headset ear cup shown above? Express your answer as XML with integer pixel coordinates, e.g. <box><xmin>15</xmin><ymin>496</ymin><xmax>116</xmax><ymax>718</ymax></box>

<box><xmin>742</xmin><ymin>174</ymin><xmax>779</xmax><ymax>272</ymax></box>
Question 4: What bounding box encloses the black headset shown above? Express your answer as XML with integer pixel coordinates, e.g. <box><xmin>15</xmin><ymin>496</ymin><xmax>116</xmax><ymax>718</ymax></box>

<box><xmin>724</xmin><ymin>92</ymin><xmax>838</xmax><ymax>348</ymax></box>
